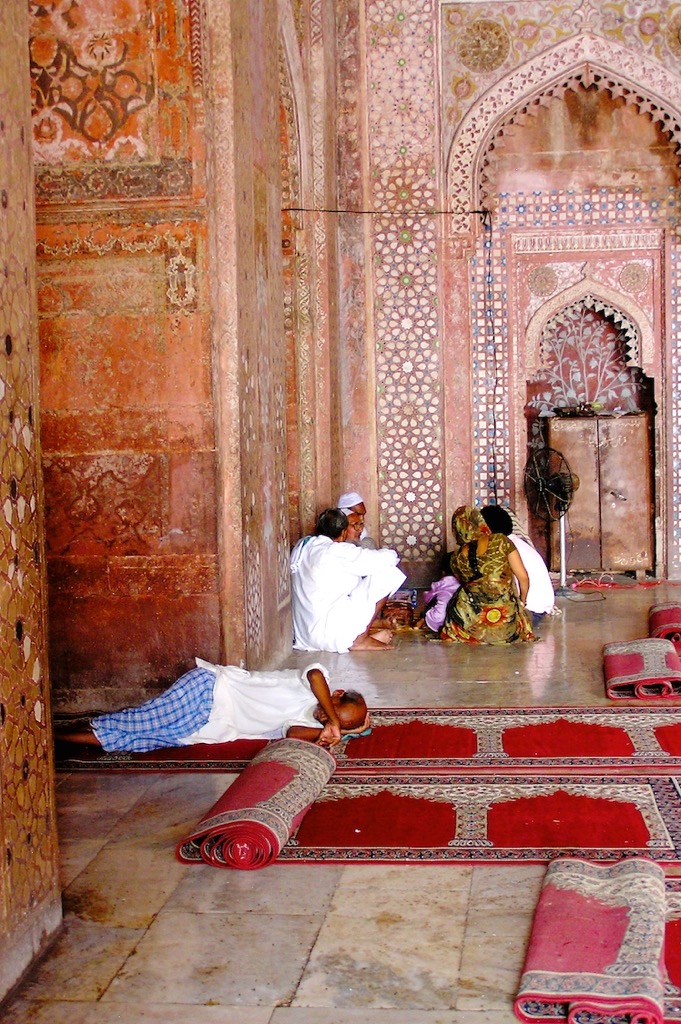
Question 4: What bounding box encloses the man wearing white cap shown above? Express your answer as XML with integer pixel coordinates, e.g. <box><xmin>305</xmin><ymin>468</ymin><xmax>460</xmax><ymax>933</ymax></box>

<box><xmin>290</xmin><ymin>508</ymin><xmax>406</xmax><ymax>652</ymax></box>
<box><xmin>337</xmin><ymin>491</ymin><xmax>377</xmax><ymax>549</ymax></box>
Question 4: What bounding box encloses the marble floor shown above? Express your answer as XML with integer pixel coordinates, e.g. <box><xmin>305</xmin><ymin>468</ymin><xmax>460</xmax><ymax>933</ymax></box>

<box><xmin>3</xmin><ymin>579</ymin><xmax>680</xmax><ymax>1024</ymax></box>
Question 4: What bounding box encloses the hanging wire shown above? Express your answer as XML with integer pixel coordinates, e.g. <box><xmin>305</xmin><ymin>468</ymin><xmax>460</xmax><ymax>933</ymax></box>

<box><xmin>282</xmin><ymin>206</ymin><xmax>491</xmax><ymax>221</ymax></box>
<box><xmin>481</xmin><ymin>210</ymin><xmax>501</xmax><ymax>503</ymax></box>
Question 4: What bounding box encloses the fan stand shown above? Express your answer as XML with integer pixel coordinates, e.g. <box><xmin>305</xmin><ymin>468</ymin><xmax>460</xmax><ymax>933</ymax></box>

<box><xmin>555</xmin><ymin>513</ymin><xmax>571</xmax><ymax>598</ymax></box>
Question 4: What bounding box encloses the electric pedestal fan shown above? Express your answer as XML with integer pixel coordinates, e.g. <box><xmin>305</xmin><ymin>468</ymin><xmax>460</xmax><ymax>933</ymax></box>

<box><xmin>523</xmin><ymin>446</ymin><xmax>577</xmax><ymax>596</ymax></box>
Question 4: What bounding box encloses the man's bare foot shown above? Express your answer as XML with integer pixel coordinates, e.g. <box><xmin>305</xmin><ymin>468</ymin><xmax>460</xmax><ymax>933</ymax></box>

<box><xmin>369</xmin><ymin>628</ymin><xmax>394</xmax><ymax>645</ymax></box>
<box><xmin>350</xmin><ymin>634</ymin><xmax>395</xmax><ymax>651</ymax></box>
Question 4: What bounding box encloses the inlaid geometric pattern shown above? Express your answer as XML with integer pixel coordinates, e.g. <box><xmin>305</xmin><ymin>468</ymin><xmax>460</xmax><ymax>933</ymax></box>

<box><xmin>366</xmin><ymin>0</ymin><xmax>444</xmax><ymax>561</ymax></box>
<box><xmin>671</xmin><ymin>241</ymin><xmax>681</xmax><ymax>569</ymax></box>
<box><xmin>469</xmin><ymin>217</ymin><xmax>510</xmax><ymax>505</ymax></box>
<box><xmin>360</xmin><ymin>0</ymin><xmax>681</xmax><ymax>572</ymax></box>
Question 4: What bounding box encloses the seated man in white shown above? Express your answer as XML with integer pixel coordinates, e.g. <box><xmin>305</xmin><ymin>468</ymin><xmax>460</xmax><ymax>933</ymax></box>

<box><xmin>337</xmin><ymin>490</ymin><xmax>378</xmax><ymax>549</ymax></box>
<box><xmin>291</xmin><ymin>507</ymin><xmax>406</xmax><ymax>652</ymax></box>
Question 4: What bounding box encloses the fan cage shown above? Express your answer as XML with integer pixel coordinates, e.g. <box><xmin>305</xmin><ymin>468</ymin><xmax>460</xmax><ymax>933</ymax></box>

<box><xmin>524</xmin><ymin>447</ymin><xmax>575</xmax><ymax>522</ymax></box>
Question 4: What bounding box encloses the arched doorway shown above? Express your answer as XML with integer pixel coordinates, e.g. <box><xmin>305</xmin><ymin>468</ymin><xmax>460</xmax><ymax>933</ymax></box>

<box><xmin>526</xmin><ymin>295</ymin><xmax>656</xmax><ymax>568</ymax></box>
<box><xmin>445</xmin><ymin>36</ymin><xmax>681</xmax><ymax>575</ymax></box>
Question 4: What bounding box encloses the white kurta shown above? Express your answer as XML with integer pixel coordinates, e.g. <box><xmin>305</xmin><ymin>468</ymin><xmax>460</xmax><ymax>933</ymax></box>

<box><xmin>180</xmin><ymin>661</ymin><xmax>329</xmax><ymax>743</ymax></box>
<box><xmin>290</xmin><ymin>536</ymin><xmax>406</xmax><ymax>652</ymax></box>
<box><xmin>510</xmin><ymin>535</ymin><xmax>555</xmax><ymax>615</ymax></box>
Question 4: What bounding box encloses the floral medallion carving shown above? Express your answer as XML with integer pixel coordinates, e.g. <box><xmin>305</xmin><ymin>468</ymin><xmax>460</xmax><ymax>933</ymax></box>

<box><xmin>457</xmin><ymin>19</ymin><xmax>510</xmax><ymax>73</ymax></box>
<box><xmin>30</xmin><ymin>0</ymin><xmax>156</xmax><ymax>156</ymax></box>
<box><xmin>528</xmin><ymin>265</ymin><xmax>558</xmax><ymax>297</ymax></box>
<box><xmin>667</xmin><ymin>12</ymin><xmax>681</xmax><ymax>61</ymax></box>
<box><xmin>620</xmin><ymin>263</ymin><xmax>650</xmax><ymax>294</ymax></box>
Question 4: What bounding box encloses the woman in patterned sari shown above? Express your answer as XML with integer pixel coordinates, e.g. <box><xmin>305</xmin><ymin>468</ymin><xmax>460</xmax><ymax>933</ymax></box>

<box><xmin>440</xmin><ymin>505</ymin><xmax>536</xmax><ymax>644</ymax></box>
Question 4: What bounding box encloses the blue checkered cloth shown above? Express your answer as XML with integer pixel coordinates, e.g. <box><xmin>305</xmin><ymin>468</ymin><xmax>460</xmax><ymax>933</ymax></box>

<box><xmin>91</xmin><ymin>666</ymin><xmax>216</xmax><ymax>752</ymax></box>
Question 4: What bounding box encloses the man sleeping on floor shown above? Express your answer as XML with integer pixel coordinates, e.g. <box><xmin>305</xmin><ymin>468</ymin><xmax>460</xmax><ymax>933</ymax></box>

<box><xmin>56</xmin><ymin>662</ymin><xmax>370</xmax><ymax>752</ymax></box>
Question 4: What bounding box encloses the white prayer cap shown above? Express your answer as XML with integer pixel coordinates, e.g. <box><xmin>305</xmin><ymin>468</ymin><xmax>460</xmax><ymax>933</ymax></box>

<box><xmin>337</xmin><ymin>491</ymin><xmax>364</xmax><ymax>512</ymax></box>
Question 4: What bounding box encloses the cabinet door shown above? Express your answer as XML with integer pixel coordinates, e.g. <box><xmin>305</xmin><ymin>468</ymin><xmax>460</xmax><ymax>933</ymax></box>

<box><xmin>598</xmin><ymin>415</ymin><xmax>653</xmax><ymax>572</ymax></box>
<box><xmin>547</xmin><ymin>417</ymin><xmax>601</xmax><ymax>571</ymax></box>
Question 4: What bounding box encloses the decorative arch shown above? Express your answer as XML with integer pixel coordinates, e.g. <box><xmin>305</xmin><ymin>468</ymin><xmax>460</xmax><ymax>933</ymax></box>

<box><xmin>445</xmin><ymin>34</ymin><xmax>681</xmax><ymax>232</ymax></box>
<box><xmin>525</xmin><ymin>278</ymin><xmax>655</xmax><ymax>379</ymax></box>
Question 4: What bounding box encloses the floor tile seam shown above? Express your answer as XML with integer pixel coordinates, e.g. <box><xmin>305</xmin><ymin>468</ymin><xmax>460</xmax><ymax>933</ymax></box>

<box><xmin>92</xmin><ymin>912</ymin><xmax>164</xmax><ymax>1003</ymax></box>
<box><xmin>278</xmin><ymin>895</ymin><xmax>336</xmax><ymax>1009</ymax></box>
<box><xmin>450</xmin><ymin>859</ymin><xmax>476</xmax><ymax>1005</ymax></box>
<box><xmin>137</xmin><ymin>906</ymin><xmax>331</xmax><ymax>921</ymax></box>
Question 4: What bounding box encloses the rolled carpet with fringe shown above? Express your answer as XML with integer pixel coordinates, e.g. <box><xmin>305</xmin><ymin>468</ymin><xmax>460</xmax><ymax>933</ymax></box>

<box><xmin>603</xmin><ymin>638</ymin><xmax>681</xmax><ymax>699</ymax></box>
<box><xmin>650</xmin><ymin>604</ymin><xmax>681</xmax><ymax>648</ymax></box>
<box><xmin>176</xmin><ymin>738</ymin><xmax>335</xmax><ymax>869</ymax></box>
<box><xmin>514</xmin><ymin>857</ymin><xmax>667</xmax><ymax>1024</ymax></box>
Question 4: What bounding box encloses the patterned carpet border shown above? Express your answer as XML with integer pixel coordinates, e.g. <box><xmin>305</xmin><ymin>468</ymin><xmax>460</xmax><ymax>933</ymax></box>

<box><xmin>54</xmin><ymin>740</ymin><xmax>266</xmax><ymax>773</ymax></box>
<box><xmin>54</xmin><ymin>705</ymin><xmax>681</xmax><ymax>774</ymax></box>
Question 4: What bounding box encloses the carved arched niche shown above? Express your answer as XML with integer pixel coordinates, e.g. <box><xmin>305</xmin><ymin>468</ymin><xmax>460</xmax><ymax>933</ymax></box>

<box><xmin>525</xmin><ymin>286</ymin><xmax>655</xmax><ymax>443</ymax></box>
<box><xmin>445</xmin><ymin>34</ymin><xmax>681</xmax><ymax>231</ymax></box>
<box><xmin>525</xmin><ymin>278</ymin><xmax>655</xmax><ymax>380</ymax></box>
<box><xmin>443</xmin><ymin>31</ymin><xmax>679</xmax><ymax>572</ymax></box>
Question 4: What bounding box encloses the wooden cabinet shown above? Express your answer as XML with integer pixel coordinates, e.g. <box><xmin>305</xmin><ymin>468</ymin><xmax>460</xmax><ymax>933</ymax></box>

<box><xmin>546</xmin><ymin>414</ymin><xmax>654</xmax><ymax>574</ymax></box>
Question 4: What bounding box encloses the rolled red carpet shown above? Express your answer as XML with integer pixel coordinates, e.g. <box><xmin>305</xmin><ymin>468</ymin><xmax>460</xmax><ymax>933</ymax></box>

<box><xmin>603</xmin><ymin>638</ymin><xmax>681</xmax><ymax>699</ymax></box>
<box><xmin>515</xmin><ymin>857</ymin><xmax>667</xmax><ymax>1024</ymax></box>
<box><xmin>176</xmin><ymin>738</ymin><xmax>336</xmax><ymax>869</ymax></box>
<box><xmin>650</xmin><ymin>603</ymin><xmax>681</xmax><ymax>647</ymax></box>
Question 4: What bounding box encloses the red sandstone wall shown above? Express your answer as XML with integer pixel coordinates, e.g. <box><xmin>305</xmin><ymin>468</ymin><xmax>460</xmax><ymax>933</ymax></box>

<box><xmin>32</xmin><ymin>0</ymin><xmax>219</xmax><ymax>707</ymax></box>
<box><xmin>32</xmin><ymin>0</ymin><xmax>296</xmax><ymax>706</ymax></box>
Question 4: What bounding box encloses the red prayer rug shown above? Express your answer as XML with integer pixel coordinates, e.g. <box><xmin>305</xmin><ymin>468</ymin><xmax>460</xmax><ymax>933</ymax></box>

<box><xmin>176</xmin><ymin>739</ymin><xmax>335</xmax><ymax>870</ymax></box>
<box><xmin>514</xmin><ymin>857</ymin><xmax>681</xmax><ymax>1024</ymax></box>
<box><xmin>55</xmin><ymin>706</ymin><xmax>681</xmax><ymax>774</ymax></box>
<box><xmin>603</xmin><ymin>639</ymin><xmax>681</xmax><ymax>699</ymax></box>
<box><xmin>334</xmin><ymin>707</ymin><xmax>681</xmax><ymax>775</ymax></box>
<box><xmin>276</xmin><ymin>774</ymin><xmax>681</xmax><ymax>864</ymax></box>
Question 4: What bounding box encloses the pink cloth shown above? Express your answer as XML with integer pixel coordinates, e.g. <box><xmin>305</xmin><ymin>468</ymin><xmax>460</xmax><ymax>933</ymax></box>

<box><xmin>423</xmin><ymin>576</ymin><xmax>460</xmax><ymax>631</ymax></box>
